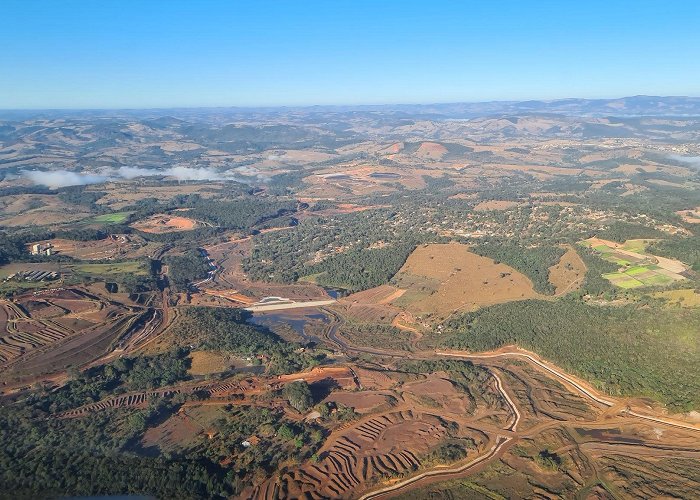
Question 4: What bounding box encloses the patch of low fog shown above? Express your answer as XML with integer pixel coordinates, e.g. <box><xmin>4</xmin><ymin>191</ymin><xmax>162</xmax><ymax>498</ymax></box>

<box><xmin>668</xmin><ymin>154</ymin><xmax>700</xmax><ymax>168</ymax></box>
<box><xmin>116</xmin><ymin>166</ymin><xmax>224</xmax><ymax>181</ymax></box>
<box><xmin>115</xmin><ymin>166</ymin><xmax>162</xmax><ymax>180</ymax></box>
<box><xmin>21</xmin><ymin>165</ymin><xmax>272</xmax><ymax>188</ymax></box>
<box><xmin>21</xmin><ymin>169</ymin><xmax>109</xmax><ymax>188</ymax></box>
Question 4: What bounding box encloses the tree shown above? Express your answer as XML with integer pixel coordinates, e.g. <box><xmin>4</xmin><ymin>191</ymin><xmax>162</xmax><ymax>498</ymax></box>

<box><xmin>277</xmin><ymin>423</ymin><xmax>296</xmax><ymax>440</ymax></box>
<box><xmin>283</xmin><ymin>381</ymin><xmax>312</xmax><ymax>413</ymax></box>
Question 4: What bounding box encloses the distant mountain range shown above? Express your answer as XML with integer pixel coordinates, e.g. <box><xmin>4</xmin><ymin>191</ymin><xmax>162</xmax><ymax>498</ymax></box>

<box><xmin>371</xmin><ymin>95</ymin><xmax>700</xmax><ymax>118</ymax></box>
<box><xmin>2</xmin><ymin>96</ymin><xmax>700</xmax><ymax>120</ymax></box>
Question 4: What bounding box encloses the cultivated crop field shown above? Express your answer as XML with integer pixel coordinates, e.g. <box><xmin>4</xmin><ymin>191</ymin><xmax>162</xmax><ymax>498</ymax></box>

<box><xmin>581</xmin><ymin>238</ymin><xmax>687</xmax><ymax>289</ymax></box>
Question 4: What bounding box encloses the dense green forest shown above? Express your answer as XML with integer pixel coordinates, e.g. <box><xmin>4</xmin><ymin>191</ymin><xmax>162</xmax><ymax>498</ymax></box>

<box><xmin>471</xmin><ymin>242</ymin><xmax>565</xmax><ymax>294</ymax></box>
<box><xmin>648</xmin><ymin>235</ymin><xmax>700</xmax><ymax>272</ymax></box>
<box><xmin>135</xmin><ymin>226</ymin><xmax>221</xmax><ymax>243</ymax></box>
<box><xmin>243</xmin><ymin>208</ymin><xmax>434</xmax><ymax>290</ymax></box>
<box><xmin>0</xmin><ymin>405</ymin><xmax>231</xmax><ymax>499</ymax></box>
<box><xmin>188</xmin><ymin>199</ymin><xmax>297</xmax><ymax>231</ymax></box>
<box><xmin>169</xmin><ymin>307</ymin><xmax>280</xmax><ymax>354</ymax></box>
<box><xmin>438</xmin><ymin>298</ymin><xmax>700</xmax><ymax>411</ymax></box>
<box><xmin>0</xmin><ymin>348</ymin><xmax>229</xmax><ymax>497</ymax></box>
<box><xmin>243</xmin><ymin>209</ymin><xmax>404</xmax><ymax>283</ymax></box>
<box><xmin>56</xmin><ymin>185</ymin><xmax>106</xmax><ymax>209</ymax></box>
<box><xmin>168</xmin><ymin>307</ymin><xmax>324</xmax><ymax>374</ymax></box>
<box><xmin>0</xmin><ymin>231</ymin><xmax>28</xmax><ymax>264</ymax></box>
<box><xmin>284</xmin><ymin>380</ymin><xmax>313</xmax><ymax>412</ymax></box>
<box><xmin>266</xmin><ymin>170</ymin><xmax>308</xmax><ymax>195</ymax></box>
<box><xmin>163</xmin><ymin>250</ymin><xmax>211</xmax><ymax>290</ymax></box>
<box><xmin>308</xmin><ymin>242</ymin><xmax>417</xmax><ymax>292</ymax></box>
<box><xmin>595</xmin><ymin>221</ymin><xmax>668</xmax><ymax>242</ymax></box>
<box><xmin>40</xmin><ymin>349</ymin><xmax>191</xmax><ymax>414</ymax></box>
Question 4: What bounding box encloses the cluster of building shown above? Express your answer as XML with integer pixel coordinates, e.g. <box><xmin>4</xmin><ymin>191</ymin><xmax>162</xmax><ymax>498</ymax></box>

<box><xmin>31</xmin><ymin>243</ymin><xmax>54</xmax><ymax>256</ymax></box>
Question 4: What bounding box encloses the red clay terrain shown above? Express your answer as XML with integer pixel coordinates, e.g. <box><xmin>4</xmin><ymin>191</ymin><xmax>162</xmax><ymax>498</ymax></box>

<box><xmin>58</xmin><ymin>317</ymin><xmax>697</xmax><ymax>500</ymax></box>
<box><xmin>0</xmin><ymin>287</ymin><xmax>164</xmax><ymax>391</ymax></box>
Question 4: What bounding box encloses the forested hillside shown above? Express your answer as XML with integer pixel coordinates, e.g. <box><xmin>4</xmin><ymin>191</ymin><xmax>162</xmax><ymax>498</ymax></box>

<box><xmin>439</xmin><ymin>299</ymin><xmax>700</xmax><ymax>410</ymax></box>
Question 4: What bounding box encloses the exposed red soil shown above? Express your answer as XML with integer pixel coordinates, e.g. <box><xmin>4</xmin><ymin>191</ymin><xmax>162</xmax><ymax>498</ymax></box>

<box><xmin>325</xmin><ymin>392</ymin><xmax>392</xmax><ymax>413</ymax></box>
<box><xmin>131</xmin><ymin>214</ymin><xmax>198</xmax><ymax>233</ymax></box>
<box><xmin>416</xmin><ymin>142</ymin><xmax>448</xmax><ymax>159</ymax></box>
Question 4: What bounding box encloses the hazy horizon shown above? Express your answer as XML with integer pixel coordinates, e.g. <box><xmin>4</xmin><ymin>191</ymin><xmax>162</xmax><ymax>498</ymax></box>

<box><xmin>1</xmin><ymin>94</ymin><xmax>700</xmax><ymax>112</ymax></box>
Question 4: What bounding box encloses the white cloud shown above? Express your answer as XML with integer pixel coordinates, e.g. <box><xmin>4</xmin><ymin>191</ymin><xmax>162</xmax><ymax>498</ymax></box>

<box><xmin>166</xmin><ymin>166</ymin><xmax>221</xmax><ymax>181</ymax></box>
<box><xmin>21</xmin><ymin>169</ymin><xmax>109</xmax><ymax>188</ymax></box>
<box><xmin>115</xmin><ymin>166</ymin><xmax>224</xmax><ymax>181</ymax></box>
<box><xmin>115</xmin><ymin>166</ymin><xmax>160</xmax><ymax>179</ymax></box>
<box><xmin>20</xmin><ymin>164</ymin><xmax>272</xmax><ymax>188</ymax></box>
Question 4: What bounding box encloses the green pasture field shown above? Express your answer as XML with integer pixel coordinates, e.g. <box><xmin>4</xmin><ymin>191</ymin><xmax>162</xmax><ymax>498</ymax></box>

<box><xmin>583</xmin><ymin>239</ymin><xmax>682</xmax><ymax>290</ymax></box>
<box><xmin>611</xmin><ymin>256</ymin><xmax>634</xmax><ymax>266</ymax></box>
<box><xmin>617</xmin><ymin>279</ymin><xmax>644</xmax><ymax>289</ymax></box>
<box><xmin>621</xmin><ymin>239</ymin><xmax>654</xmax><ymax>253</ymax></box>
<box><xmin>602</xmin><ymin>267</ymin><xmax>675</xmax><ymax>289</ymax></box>
<box><xmin>639</xmin><ymin>274</ymin><xmax>674</xmax><ymax>286</ymax></box>
<box><xmin>71</xmin><ymin>261</ymin><xmax>149</xmax><ymax>277</ymax></box>
<box><xmin>654</xmin><ymin>289</ymin><xmax>700</xmax><ymax>308</ymax></box>
<box><xmin>89</xmin><ymin>212</ymin><xmax>131</xmax><ymax>224</ymax></box>
<box><xmin>603</xmin><ymin>273</ymin><xmax>644</xmax><ymax>289</ymax></box>
<box><xmin>625</xmin><ymin>265</ymin><xmax>650</xmax><ymax>276</ymax></box>
<box><xmin>0</xmin><ymin>280</ymin><xmax>52</xmax><ymax>295</ymax></box>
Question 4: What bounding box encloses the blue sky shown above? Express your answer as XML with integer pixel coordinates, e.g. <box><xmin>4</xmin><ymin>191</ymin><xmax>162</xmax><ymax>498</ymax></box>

<box><xmin>1</xmin><ymin>0</ymin><xmax>699</xmax><ymax>108</ymax></box>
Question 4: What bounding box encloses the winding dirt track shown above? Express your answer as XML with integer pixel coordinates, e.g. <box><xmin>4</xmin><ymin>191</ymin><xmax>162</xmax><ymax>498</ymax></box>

<box><xmin>359</xmin><ymin>370</ymin><xmax>519</xmax><ymax>500</ymax></box>
<box><xmin>437</xmin><ymin>350</ymin><xmax>616</xmax><ymax>408</ymax></box>
<box><xmin>359</xmin><ymin>437</ymin><xmax>510</xmax><ymax>500</ymax></box>
<box><xmin>492</xmin><ymin>370</ymin><xmax>519</xmax><ymax>432</ymax></box>
<box><xmin>324</xmin><ymin>317</ymin><xmax>700</xmax><ymax>499</ymax></box>
<box><xmin>325</xmin><ymin>319</ymin><xmax>700</xmax><ymax>435</ymax></box>
<box><xmin>437</xmin><ymin>350</ymin><xmax>700</xmax><ymax>434</ymax></box>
